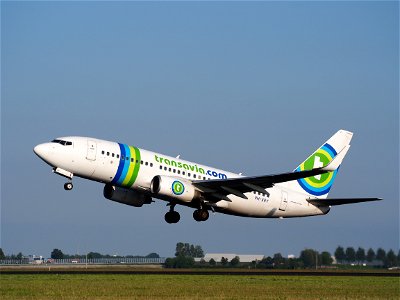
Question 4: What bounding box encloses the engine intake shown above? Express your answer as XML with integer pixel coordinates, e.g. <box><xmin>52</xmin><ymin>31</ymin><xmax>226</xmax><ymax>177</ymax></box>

<box><xmin>151</xmin><ymin>175</ymin><xmax>199</xmax><ymax>203</ymax></box>
<box><xmin>103</xmin><ymin>184</ymin><xmax>151</xmax><ymax>207</ymax></box>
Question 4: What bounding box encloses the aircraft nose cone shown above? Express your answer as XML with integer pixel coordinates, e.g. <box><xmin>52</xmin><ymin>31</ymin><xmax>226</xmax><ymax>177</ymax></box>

<box><xmin>33</xmin><ymin>143</ymin><xmax>49</xmax><ymax>159</ymax></box>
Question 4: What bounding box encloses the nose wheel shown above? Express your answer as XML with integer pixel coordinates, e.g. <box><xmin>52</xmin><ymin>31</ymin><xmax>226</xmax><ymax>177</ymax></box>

<box><xmin>64</xmin><ymin>182</ymin><xmax>73</xmax><ymax>190</ymax></box>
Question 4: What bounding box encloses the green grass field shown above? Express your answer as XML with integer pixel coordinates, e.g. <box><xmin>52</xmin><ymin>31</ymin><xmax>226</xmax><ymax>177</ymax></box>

<box><xmin>1</xmin><ymin>274</ymin><xmax>398</xmax><ymax>299</ymax></box>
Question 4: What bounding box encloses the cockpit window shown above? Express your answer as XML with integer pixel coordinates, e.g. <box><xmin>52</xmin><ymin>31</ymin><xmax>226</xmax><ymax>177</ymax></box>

<box><xmin>51</xmin><ymin>139</ymin><xmax>73</xmax><ymax>146</ymax></box>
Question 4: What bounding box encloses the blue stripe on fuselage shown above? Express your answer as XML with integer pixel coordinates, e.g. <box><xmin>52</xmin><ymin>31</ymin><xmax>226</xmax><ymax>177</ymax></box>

<box><xmin>116</xmin><ymin>144</ymin><xmax>130</xmax><ymax>185</ymax></box>
<box><xmin>111</xmin><ymin>143</ymin><xmax>126</xmax><ymax>184</ymax></box>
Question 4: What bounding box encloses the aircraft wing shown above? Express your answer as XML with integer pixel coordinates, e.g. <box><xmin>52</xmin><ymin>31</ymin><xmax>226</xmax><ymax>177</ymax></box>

<box><xmin>193</xmin><ymin>146</ymin><xmax>349</xmax><ymax>200</ymax></box>
<box><xmin>307</xmin><ymin>198</ymin><xmax>382</xmax><ymax>206</ymax></box>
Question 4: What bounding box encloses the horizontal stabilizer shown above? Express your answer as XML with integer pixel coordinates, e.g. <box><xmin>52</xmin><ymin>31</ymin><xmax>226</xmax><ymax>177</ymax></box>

<box><xmin>307</xmin><ymin>198</ymin><xmax>382</xmax><ymax>206</ymax></box>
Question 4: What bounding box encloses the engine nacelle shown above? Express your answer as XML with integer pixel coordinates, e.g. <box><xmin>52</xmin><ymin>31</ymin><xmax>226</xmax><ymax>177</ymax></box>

<box><xmin>150</xmin><ymin>175</ymin><xmax>199</xmax><ymax>203</ymax></box>
<box><xmin>103</xmin><ymin>184</ymin><xmax>152</xmax><ymax>207</ymax></box>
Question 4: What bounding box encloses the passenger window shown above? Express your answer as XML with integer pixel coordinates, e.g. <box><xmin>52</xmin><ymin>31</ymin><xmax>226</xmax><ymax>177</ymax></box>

<box><xmin>112</xmin><ymin>153</ymin><xmax>115</xmax><ymax>157</ymax></box>
<box><xmin>121</xmin><ymin>155</ymin><xmax>124</xmax><ymax>160</ymax></box>
<box><xmin>150</xmin><ymin>163</ymin><xmax>153</xmax><ymax>167</ymax></box>
<box><xmin>203</xmin><ymin>177</ymin><xmax>206</xmax><ymax>180</ymax></box>
<box><xmin>117</xmin><ymin>154</ymin><xmax>120</xmax><ymax>158</ymax></box>
<box><xmin>173</xmin><ymin>169</ymin><xmax>176</xmax><ymax>173</ymax></box>
<box><xmin>193</xmin><ymin>174</ymin><xmax>196</xmax><ymax>178</ymax></box>
<box><xmin>188</xmin><ymin>173</ymin><xmax>191</xmax><ymax>177</ymax></box>
<box><xmin>131</xmin><ymin>158</ymin><xmax>134</xmax><ymax>162</ymax></box>
<box><xmin>182</xmin><ymin>171</ymin><xmax>185</xmax><ymax>175</ymax></box>
<box><xmin>164</xmin><ymin>167</ymin><xmax>167</xmax><ymax>171</ymax></box>
<box><xmin>66</xmin><ymin>141</ymin><xmax>72</xmax><ymax>146</ymax></box>
<box><xmin>168</xmin><ymin>168</ymin><xmax>171</xmax><ymax>172</ymax></box>
<box><xmin>102</xmin><ymin>151</ymin><xmax>105</xmax><ymax>155</ymax></box>
<box><xmin>107</xmin><ymin>152</ymin><xmax>110</xmax><ymax>156</ymax></box>
<box><xmin>140</xmin><ymin>160</ymin><xmax>143</xmax><ymax>165</ymax></box>
<box><xmin>177</xmin><ymin>170</ymin><xmax>180</xmax><ymax>174</ymax></box>
<box><xmin>160</xmin><ymin>165</ymin><xmax>163</xmax><ymax>170</ymax></box>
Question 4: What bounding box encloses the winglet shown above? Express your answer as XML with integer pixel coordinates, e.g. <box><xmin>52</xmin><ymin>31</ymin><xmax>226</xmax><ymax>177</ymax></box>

<box><xmin>322</xmin><ymin>145</ymin><xmax>350</xmax><ymax>172</ymax></box>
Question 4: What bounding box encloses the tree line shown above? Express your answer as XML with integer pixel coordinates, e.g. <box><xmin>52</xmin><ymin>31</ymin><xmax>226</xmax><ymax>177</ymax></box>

<box><xmin>334</xmin><ymin>246</ymin><xmax>398</xmax><ymax>267</ymax></box>
<box><xmin>0</xmin><ymin>248</ymin><xmax>159</xmax><ymax>260</ymax></box>
<box><xmin>49</xmin><ymin>249</ymin><xmax>160</xmax><ymax>260</ymax></box>
<box><xmin>1</xmin><ymin>244</ymin><xmax>399</xmax><ymax>269</ymax></box>
<box><xmin>164</xmin><ymin>242</ymin><xmax>204</xmax><ymax>268</ymax></box>
<box><xmin>164</xmin><ymin>243</ymin><xmax>399</xmax><ymax>269</ymax></box>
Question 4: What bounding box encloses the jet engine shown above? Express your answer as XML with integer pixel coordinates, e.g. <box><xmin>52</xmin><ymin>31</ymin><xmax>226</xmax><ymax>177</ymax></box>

<box><xmin>103</xmin><ymin>184</ymin><xmax>152</xmax><ymax>207</ymax></box>
<box><xmin>150</xmin><ymin>175</ymin><xmax>200</xmax><ymax>203</ymax></box>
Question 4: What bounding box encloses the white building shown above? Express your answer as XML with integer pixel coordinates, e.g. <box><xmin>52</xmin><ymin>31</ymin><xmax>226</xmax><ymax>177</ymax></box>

<box><xmin>195</xmin><ymin>253</ymin><xmax>264</xmax><ymax>263</ymax></box>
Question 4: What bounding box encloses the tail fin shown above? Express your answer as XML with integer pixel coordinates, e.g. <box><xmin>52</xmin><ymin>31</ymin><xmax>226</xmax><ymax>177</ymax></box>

<box><xmin>288</xmin><ymin>130</ymin><xmax>353</xmax><ymax>199</ymax></box>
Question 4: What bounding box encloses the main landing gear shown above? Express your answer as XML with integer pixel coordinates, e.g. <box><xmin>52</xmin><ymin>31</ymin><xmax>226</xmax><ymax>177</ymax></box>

<box><xmin>164</xmin><ymin>203</ymin><xmax>210</xmax><ymax>223</ymax></box>
<box><xmin>193</xmin><ymin>209</ymin><xmax>209</xmax><ymax>222</ymax></box>
<box><xmin>165</xmin><ymin>204</ymin><xmax>180</xmax><ymax>224</ymax></box>
<box><xmin>64</xmin><ymin>182</ymin><xmax>73</xmax><ymax>190</ymax></box>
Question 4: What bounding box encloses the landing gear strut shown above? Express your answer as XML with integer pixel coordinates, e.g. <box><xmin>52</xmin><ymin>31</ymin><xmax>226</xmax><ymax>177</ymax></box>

<box><xmin>64</xmin><ymin>182</ymin><xmax>73</xmax><ymax>190</ymax></box>
<box><xmin>165</xmin><ymin>203</ymin><xmax>180</xmax><ymax>224</ymax></box>
<box><xmin>193</xmin><ymin>209</ymin><xmax>209</xmax><ymax>222</ymax></box>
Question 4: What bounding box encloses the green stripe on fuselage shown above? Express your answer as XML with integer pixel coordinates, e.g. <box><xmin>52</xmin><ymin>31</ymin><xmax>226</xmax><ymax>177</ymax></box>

<box><xmin>126</xmin><ymin>146</ymin><xmax>141</xmax><ymax>187</ymax></box>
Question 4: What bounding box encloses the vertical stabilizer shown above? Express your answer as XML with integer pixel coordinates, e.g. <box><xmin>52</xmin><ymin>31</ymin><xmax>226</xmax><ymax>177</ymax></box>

<box><xmin>288</xmin><ymin>130</ymin><xmax>353</xmax><ymax>199</ymax></box>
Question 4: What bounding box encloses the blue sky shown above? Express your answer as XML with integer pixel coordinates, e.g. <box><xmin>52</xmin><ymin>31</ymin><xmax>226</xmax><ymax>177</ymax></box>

<box><xmin>1</xmin><ymin>2</ymin><xmax>398</xmax><ymax>258</ymax></box>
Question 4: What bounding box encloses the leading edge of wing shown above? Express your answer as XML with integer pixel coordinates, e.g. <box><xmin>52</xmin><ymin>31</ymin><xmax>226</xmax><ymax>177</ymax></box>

<box><xmin>193</xmin><ymin>146</ymin><xmax>349</xmax><ymax>196</ymax></box>
<box><xmin>307</xmin><ymin>198</ymin><xmax>383</xmax><ymax>206</ymax></box>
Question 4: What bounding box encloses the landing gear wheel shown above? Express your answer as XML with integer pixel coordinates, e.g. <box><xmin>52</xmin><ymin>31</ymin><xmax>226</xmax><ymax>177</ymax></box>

<box><xmin>165</xmin><ymin>211</ymin><xmax>180</xmax><ymax>224</ymax></box>
<box><xmin>193</xmin><ymin>209</ymin><xmax>209</xmax><ymax>222</ymax></box>
<box><xmin>193</xmin><ymin>210</ymin><xmax>201</xmax><ymax>222</ymax></box>
<box><xmin>64</xmin><ymin>182</ymin><xmax>73</xmax><ymax>190</ymax></box>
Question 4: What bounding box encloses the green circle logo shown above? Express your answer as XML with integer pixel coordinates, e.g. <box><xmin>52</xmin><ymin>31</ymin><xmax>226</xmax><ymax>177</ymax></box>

<box><xmin>172</xmin><ymin>181</ymin><xmax>185</xmax><ymax>195</ymax></box>
<box><xmin>296</xmin><ymin>143</ymin><xmax>338</xmax><ymax>196</ymax></box>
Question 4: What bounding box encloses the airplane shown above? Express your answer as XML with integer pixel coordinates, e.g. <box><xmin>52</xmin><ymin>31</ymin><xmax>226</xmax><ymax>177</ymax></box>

<box><xmin>33</xmin><ymin>129</ymin><xmax>381</xmax><ymax>223</ymax></box>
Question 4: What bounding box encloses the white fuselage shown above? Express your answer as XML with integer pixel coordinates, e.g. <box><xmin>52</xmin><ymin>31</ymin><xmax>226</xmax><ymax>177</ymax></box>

<box><xmin>34</xmin><ymin>136</ymin><xmax>329</xmax><ymax>219</ymax></box>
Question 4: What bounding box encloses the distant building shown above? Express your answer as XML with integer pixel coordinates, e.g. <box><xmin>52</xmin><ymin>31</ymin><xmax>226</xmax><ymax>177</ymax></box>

<box><xmin>195</xmin><ymin>253</ymin><xmax>264</xmax><ymax>263</ymax></box>
<box><xmin>28</xmin><ymin>255</ymin><xmax>44</xmax><ymax>264</ymax></box>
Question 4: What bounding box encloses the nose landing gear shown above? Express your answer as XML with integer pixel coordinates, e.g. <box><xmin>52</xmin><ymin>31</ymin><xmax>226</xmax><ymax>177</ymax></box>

<box><xmin>64</xmin><ymin>182</ymin><xmax>73</xmax><ymax>190</ymax></box>
<box><xmin>53</xmin><ymin>168</ymin><xmax>74</xmax><ymax>191</ymax></box>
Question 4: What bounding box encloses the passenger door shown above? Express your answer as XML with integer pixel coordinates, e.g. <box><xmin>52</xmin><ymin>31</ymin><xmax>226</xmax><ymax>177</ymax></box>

<box><xmin>86</xmin><ymin>140</ymin><xmax>97</xmax><ymax>161</ymax></box>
